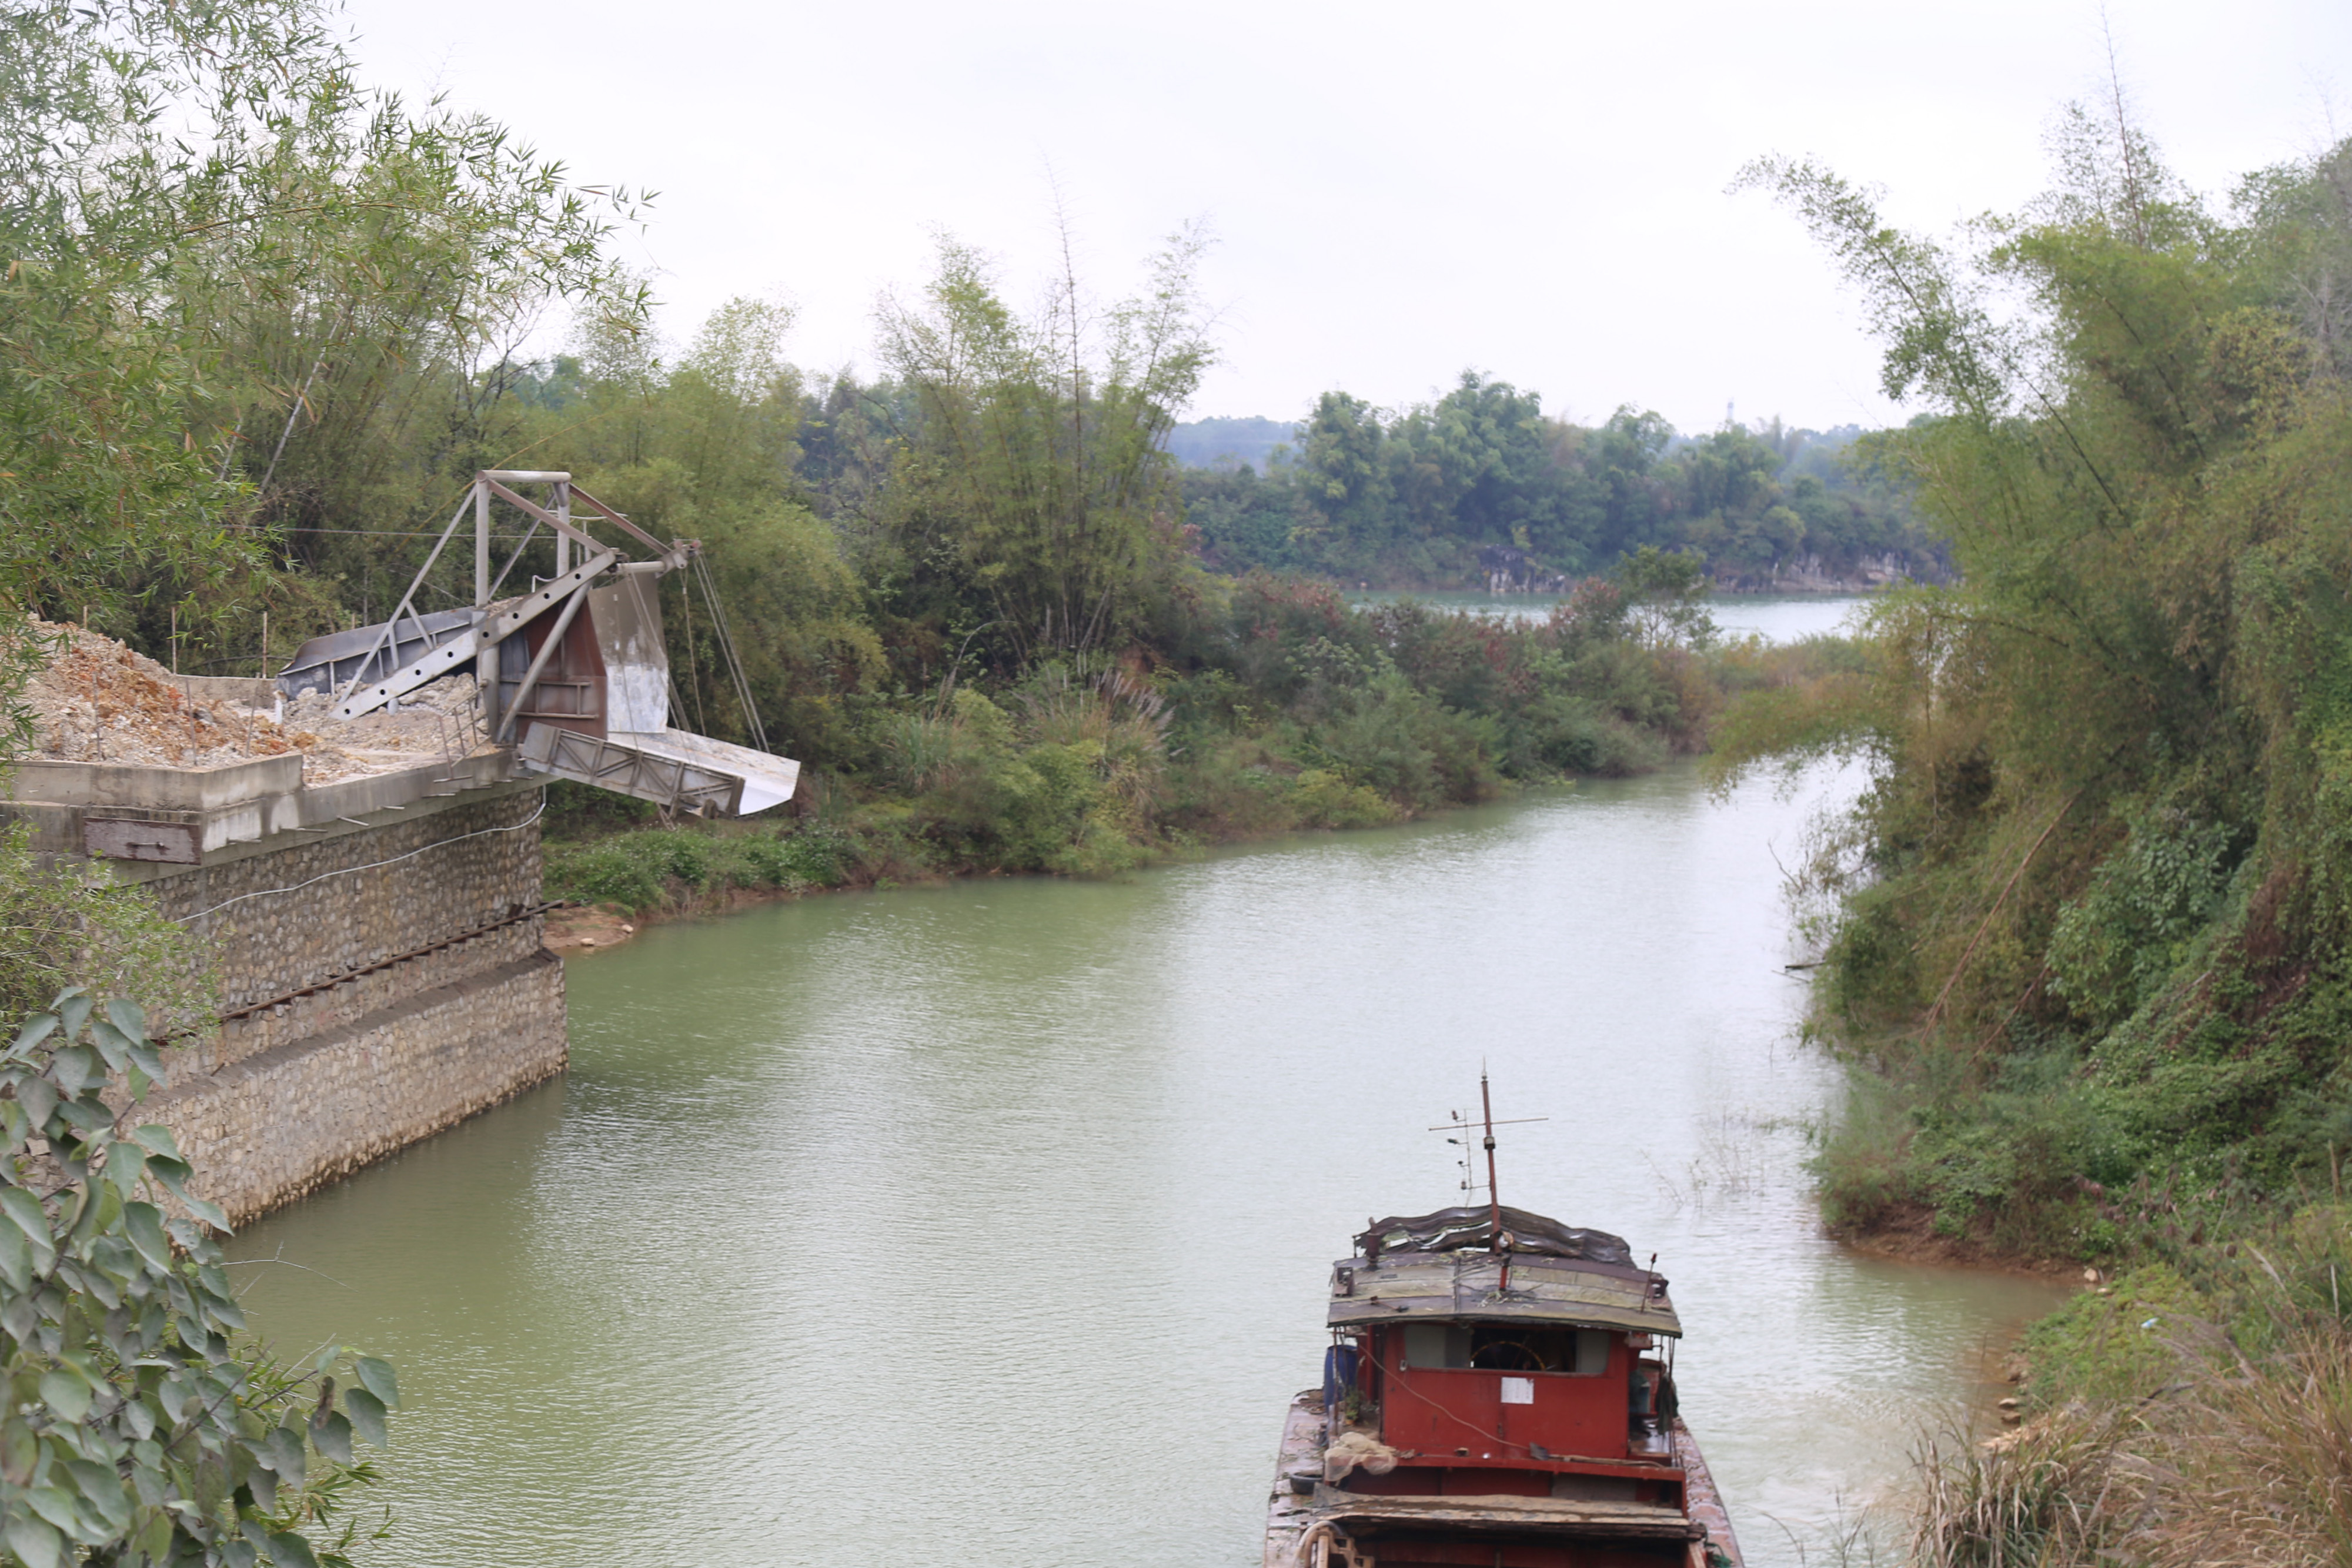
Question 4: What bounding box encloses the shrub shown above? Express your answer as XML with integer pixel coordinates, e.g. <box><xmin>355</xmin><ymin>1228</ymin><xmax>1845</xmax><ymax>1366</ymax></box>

<box><xmin>544</xmin><ymin>823</ymin><xmax>860</xmax><ymax>914</ymax></box>
<box><xmin>546</xmin><ymin>840</ymin><xmax>664</xmax><ymax>912</ymax></box>
<box><xmin>1308</xmin><ymin>671</ymin><xmax>1503</xmax><ymax>813</ymax></box>
<box><xmin>1290</xmin><ymin>769</ymin><xmax>1400</xmax><ymax>830</ymax></box>
<box><xmin>0</xmin><ymin>989</ymin><xmax>397</xmax><ymax>1566</ymax></box>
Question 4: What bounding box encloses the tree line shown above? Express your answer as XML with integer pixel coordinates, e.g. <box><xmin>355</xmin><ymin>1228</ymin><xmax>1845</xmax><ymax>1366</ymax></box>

<box><xmin>1720</xmin><ymin>98</ymin><xmax>2352</xmax><ymax>1267</ymax></box>
<box><xmin>1174</xmin><ymin>387</ymin><xmax>1946</xmax><ymax>590</ymax></box>
<box><xmin>0</xmin><ymin>0</ymin><xmax>1810</xmax><ymax>920</ymax></box>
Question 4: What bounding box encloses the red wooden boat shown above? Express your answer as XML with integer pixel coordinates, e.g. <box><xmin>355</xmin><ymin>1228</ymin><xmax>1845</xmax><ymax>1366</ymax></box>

<box><xmin>1265</xmin><ymin>1091</ymin><xmax>1743</xmax><ymax>1568</ymax></box>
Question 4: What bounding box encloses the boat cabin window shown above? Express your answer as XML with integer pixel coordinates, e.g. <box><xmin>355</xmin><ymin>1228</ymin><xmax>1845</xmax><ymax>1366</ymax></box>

<box><xmin>1401</xmin><ymin>1324</ymin><xmax>1612</xmax><ymax>1375</ymax></box>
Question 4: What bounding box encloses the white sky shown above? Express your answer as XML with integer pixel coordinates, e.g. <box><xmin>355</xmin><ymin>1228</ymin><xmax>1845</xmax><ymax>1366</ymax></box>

<box><xmin>337</xmin><ymin>0</ymin><xmax>2349</xmax><ymax>436</ymax></box>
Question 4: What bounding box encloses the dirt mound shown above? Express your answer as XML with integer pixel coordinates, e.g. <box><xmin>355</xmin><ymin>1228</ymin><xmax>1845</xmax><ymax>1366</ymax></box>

<box><xmin>21</xmin><ymin>620</ymin><xmax>487</xmax><ymax>783</ymax></box>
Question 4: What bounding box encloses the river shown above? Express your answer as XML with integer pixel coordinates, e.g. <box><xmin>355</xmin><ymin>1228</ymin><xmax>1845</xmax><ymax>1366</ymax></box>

<box><xmin>235</xmin><ymin>607</ymin><xmax>2067</xmax><ymax>1568</ymax></box>
<box><xmin>1344</xmin><ymin>590</ymin><xmax>1872</xmax><ymax>646</ymax></box>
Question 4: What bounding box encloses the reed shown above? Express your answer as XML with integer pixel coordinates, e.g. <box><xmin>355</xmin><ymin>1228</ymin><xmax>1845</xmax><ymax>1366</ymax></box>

<box><xmin>1912</xmin><ymin>1412</ymin><xmax>2124</xmax><ymax>1568</ymax></box>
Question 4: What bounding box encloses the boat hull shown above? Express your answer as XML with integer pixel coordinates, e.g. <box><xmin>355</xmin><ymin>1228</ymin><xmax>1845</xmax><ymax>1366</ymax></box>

<box><xmin>1265</xmin><ymin>1392</ymin><xmax>1743</xmax><ymax>1568</ymax></box>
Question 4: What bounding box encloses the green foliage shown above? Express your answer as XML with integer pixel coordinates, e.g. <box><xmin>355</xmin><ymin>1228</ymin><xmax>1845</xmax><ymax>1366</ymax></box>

<box><xmin>0</xmin><ymin>827</ymin><xmax>211</xmax><ymax>1037</ymax></box>
<box><xmin>2024</xmin><ymin>1262</ymin><xmax>2206</xmax><ymax>1407</ymax></box>
<box><xmin>545</xmin><ymin>824</ymin><xmax>854</xmax><ymax>916</ymax></box>
<box><xmin>1178</xmin><ymin>383</ymin><xmax>1937</xmax><ymax>588</ymax></box>
<box><xmin>1609</xmin><ymin>547</ymin><xmax>1719</xmax><ymax>649</ymax></box>
<box><xmin>874</xmin><ymin>228</ymin><xmax>1212</xmax><ymax>664</ymax></box>
<box><xmin>870</xmin><ymin>671</ymin><xmax>1169</xmax><ymax>876</ymax></box>
<box><xmin>0</xmin><ymin>0</ymin><xmax>640</xmax><ymax>666</ymax></box>
<box><xmin>1914</xmin><ymin>1206</ymin><xmax>2352</xmax><ymax>1568</ymax></box>
<box><xmin>0</xmin><ymin>988</ymin><xmax>393</xmax><ymax>1566</ymax></box>
<box><xmin>1728</xmin><ymin>102</ymin><xmax>2352</xmax><ymax>1256</ymax></box>
<box><xmin>2047</xmin><ymin>807</ymin><xmax>2247</xmax><ymax>1030</ymax></box>
<box><xmin>1302</xmin><ymin>671</ymin><xmax>1504</xmax><ymax>815</ymax></box>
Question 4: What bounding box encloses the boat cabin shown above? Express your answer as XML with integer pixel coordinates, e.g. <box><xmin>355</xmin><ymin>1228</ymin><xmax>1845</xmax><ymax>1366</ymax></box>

<box><xmin>1286</xmin><ymin>1205</ymin><xmax>1728</xmax><ymax>1567</ymax></box>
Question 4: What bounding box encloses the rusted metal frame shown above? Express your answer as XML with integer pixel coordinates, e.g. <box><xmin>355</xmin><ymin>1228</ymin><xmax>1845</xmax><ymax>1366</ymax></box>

<box><xmin>554</xmin><ymin>477</ymin><xmax>572</xmax><ymax>579</ymax></box>
<box><xmin>572</xmin><ymin>734</ymin><xmax>683</xmax><ymax>808</ymax></box>
<box><xmin>482</xmin><ymin>516</ymin><xmax>541</xmax><ymax>604</ymax></box>
<box><xmin>397</xmin><ymin>548</ymin><xmax>611</xmax><ymax>733</ymax></box>
<box><xmin>494</xmin><ymin>585</ymin><xmax>591</xmax><ymax>743</ymax></box>
<box><xmin>558</xmin><ymin>481</ymin><xmax>676</xmax><ymax>560</ymax></box>
<box><xmin>593</xmin><ymin>747</ymin><xmax>674</xmax><ymax>805</ymax></box>
<box><xmin>331</xmin><ymin>621</ymin><xmax>489</xmax><ymax>722</ymax></box>
<box><xmin>481</xmin><ymin>551</ymin><xmax>616</xmax><ymax>644</ymax></box>
<box><xmin>205</xmin><ymin>900</ymin><xmax>566</xmax><ymax>1028</ymax></box>
<box><xmin>473</xmin><ymin>481</ymin><xmax>491</xmax><ymax>607</ymax></box>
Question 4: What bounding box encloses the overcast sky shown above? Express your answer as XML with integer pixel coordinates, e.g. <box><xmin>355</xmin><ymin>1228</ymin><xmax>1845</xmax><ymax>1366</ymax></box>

<box><xmin>337</xmin><ymin>0</ymin><xmax>2348</xmax><ymax>436</ymax></box>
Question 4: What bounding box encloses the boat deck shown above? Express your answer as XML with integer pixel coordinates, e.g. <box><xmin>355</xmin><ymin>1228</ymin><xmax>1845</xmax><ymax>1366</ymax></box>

<box><xmin>1265</xmin><ymin>1391</ymin><xmax>1326</xmax><ymax>1567</ymax></box>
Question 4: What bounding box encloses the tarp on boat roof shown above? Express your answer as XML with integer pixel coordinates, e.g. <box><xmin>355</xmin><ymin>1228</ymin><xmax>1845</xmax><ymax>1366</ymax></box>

<box><xmin>1356</xmin><ymin>1206</ymin><xmax>1632</xmax><ymax>1265</ymax></box>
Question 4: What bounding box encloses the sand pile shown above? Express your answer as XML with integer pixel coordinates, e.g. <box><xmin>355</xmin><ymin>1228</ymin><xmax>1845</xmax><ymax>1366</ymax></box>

<box><xmin>21</xmin><ymin>620</ymin><xmax>490</xmax><ymax>784</ymax></box>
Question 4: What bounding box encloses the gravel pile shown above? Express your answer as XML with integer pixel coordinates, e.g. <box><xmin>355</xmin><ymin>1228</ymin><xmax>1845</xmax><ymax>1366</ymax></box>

<box><xmin>21</xmin><ymin>620</ymin><xmax>489</xmax><ymax>784</ymax></box>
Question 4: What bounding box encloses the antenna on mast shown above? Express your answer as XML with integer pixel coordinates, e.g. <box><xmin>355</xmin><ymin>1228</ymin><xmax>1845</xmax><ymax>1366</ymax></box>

<box><xmin>1441</xmin><ymin>1108</ymin><xmax>1482</xmax><ymax>1205</ymax></box>
<box><xmin>1428</xmin><ymin>1070</ymin><xmax>1546</xmax><ymax>1252</ymax></box>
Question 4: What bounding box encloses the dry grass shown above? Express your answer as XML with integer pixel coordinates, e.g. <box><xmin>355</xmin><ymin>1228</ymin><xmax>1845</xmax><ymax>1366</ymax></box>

<box><xmin>2159</xmin><ymin>1320</ymin><xmax>2352</xmax><ymax>1566</ymax></box>
<box><xmin>1914</xmin><ymin>1411</ymin><xmax>2132</xmax><ymax>1568</ymax></box>
<box><xmin>1916</xmin><ymin>1307</ymin><xmax>2352</xmax><ymax>1567</ymax></box>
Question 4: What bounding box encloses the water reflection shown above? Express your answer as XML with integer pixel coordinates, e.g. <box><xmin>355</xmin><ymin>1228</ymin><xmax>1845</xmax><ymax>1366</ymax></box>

<box><xmin>237</xmin><ymin>764</ymin><xmax>2069</xmax><ymax>1567</ymax></box>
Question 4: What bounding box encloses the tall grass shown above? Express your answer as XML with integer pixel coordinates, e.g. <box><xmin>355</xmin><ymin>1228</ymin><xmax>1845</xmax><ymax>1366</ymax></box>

<box><xmin>1916</xmin><ymin>1210</ymin><xmax>2352</xmax><ymax>1567</ymax></box>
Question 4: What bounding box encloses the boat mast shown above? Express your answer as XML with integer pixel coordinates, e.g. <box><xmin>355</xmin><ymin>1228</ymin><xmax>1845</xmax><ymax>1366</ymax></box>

<box><xmin>1481</xmin><ymin>1069</ymin><xmax>1501</xmax><ymax>1247</ymax></box>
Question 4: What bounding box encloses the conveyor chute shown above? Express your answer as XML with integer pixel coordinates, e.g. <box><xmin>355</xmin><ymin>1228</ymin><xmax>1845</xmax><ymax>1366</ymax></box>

<box><xmin>516</xmin><ymin>726</ymin><xmax>800</xmax><ymax>817</ymax></box>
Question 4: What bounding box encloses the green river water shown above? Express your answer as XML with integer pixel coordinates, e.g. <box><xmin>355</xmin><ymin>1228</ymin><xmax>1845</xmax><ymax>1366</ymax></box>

<box><xmin>236</xmin><ymin>747</ymin><xmax>2070</xmax><ymax>1567</ymax></box>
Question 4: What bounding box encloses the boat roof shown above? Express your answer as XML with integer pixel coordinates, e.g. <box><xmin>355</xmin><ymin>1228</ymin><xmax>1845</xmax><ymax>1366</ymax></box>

<box><xmin>1357</xmin><ymin>1206</ymin><xmax>1633</xmax><ymax>1264</ymax></box>
<box><xmin>1329</xmin><ymin>1205</ymin><xmax>1680</xmax><ymax>1336</ymax></box>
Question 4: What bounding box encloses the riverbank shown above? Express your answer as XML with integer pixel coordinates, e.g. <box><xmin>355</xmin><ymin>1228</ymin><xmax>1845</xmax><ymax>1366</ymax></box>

<box><xmin>1827</xmin><ymin>1199</ymin><xmax>2102</xmax><ymax>1282</ymax></box>
<box><xmin>541</xmin><ymin>777</ymin><xmax>1521</xmax><ymax>956</ymax></box>
<box><xmin>539</xmin><ymin>586</ymin><xmax>1865</xmax><ymax>952</ymax></box>
<box><xmin>544</xmin><ymin>846</ymin><xmax>871</xmax><ymax>954</ymax></box>
<box><xmin>1915</xmin><ymin>1199</ymin><xmax>2352</xmax><ymax>1566</ymax></box>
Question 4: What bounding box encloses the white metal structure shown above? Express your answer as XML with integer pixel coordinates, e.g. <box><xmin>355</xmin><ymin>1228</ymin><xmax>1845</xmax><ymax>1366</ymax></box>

<box><xmin>277</xmin><ymin>471</ymin><xmax>797</xmax><ymax>817</ymax></box>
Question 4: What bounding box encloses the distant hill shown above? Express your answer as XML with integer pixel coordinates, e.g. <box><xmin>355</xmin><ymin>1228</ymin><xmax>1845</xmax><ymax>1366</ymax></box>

<box><xmin>1166</xmin><ymin>416</ymin><xmax>1299</xmax><ymax>472</ymax></box>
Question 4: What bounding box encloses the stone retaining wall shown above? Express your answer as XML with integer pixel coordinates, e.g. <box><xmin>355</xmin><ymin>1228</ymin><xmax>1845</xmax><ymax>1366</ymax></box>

<box><xmin>149</xmin><ymin>950</ymin><xmax>564</xmax><ymax>1221</ymax></box>
<box><xmin>149</xmin><ymin>791</ymin><xmax>544</xmax><ymax>1025</ymax></box>
<box><xmin>129</xmin><ymin>787</ymin><xmax>565</xmax><ymax>1223</ymax></box>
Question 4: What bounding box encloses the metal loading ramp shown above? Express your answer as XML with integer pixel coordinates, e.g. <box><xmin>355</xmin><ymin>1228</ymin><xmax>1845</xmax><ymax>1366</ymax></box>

<box><xmin>518</xmin><ymin>725</ymin><xmax>799</xmax><ymax>817</ymax></box>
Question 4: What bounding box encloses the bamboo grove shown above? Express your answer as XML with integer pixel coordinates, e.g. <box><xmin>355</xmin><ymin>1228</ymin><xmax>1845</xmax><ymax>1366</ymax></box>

<box><xmin>1717</xmin><ymin>106</ymin><xmax>2352</xmax><ymax>1258</ymax></box>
